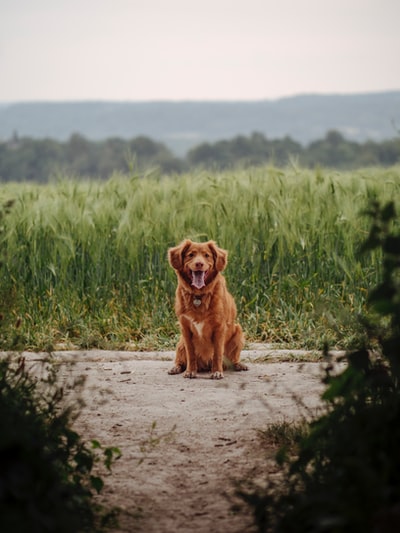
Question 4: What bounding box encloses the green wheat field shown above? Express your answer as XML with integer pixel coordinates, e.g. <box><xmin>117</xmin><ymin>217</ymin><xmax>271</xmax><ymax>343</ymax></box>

<box><xmin>1</xmin><ymin>165</ymin><xmax>399</xmax><ymax>352</ymax></box>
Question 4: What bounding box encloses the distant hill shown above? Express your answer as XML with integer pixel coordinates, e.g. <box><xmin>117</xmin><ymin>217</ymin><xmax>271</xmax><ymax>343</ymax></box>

<box><xmin>0</xmin><ymin>92</ymin><xmax>399</xmax><ymax>156</ymax></box>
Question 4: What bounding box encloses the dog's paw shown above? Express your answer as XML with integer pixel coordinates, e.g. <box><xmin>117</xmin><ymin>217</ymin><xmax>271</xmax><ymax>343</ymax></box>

<box><xmin>168</xmin><ymin>365</ymin><xmax>184</xmax><ymax>375</ymax></box>
<box><xmin>210</xmin><ymin>371</ymin><xmax>224</xmax><ymax>380</ymax></box>
<box><xmin>184</xmin><ymin>370</ymin><xmax>197</xmax><ymax>379</ymax></box>
<box><xmin>234</xmin><ymin>362</ymin><xmax>249</xmax><ymax>371</ymax></box>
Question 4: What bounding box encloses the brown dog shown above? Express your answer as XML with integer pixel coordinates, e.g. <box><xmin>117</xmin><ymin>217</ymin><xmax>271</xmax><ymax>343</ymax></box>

<box><xmin>168</xmin><ymin>239</ymin><xmax>248</xmax><ymax>379</ymax></box>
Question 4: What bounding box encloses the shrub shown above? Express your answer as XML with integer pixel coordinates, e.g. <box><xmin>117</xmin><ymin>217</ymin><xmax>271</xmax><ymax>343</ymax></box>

<box><xmin>238</xmin><ymin>200</ymin><xmax>400</xmax><ymax>532</ymax></box>
<box><xmin>0</xmin><ymin>356</ymin><xmax>120</xmax><ymax>532</ymax></box>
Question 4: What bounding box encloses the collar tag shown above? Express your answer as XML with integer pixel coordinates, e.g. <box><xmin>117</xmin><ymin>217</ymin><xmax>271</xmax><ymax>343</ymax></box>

<box><xmin>193</xmin><ymin>298</ymin><xmax>202</xmax><ymax>307</ymax></box>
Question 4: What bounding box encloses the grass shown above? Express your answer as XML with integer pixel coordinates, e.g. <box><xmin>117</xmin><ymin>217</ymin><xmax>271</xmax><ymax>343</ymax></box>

<box><xmin>0</xmin><ymin>165</ymin><xmax>399</xmax><ymax>352</ymax></box>
<box><xmin>259</xmin><ymin>420</ymin><xmax>310</xmax><ymax>452</ymax></box>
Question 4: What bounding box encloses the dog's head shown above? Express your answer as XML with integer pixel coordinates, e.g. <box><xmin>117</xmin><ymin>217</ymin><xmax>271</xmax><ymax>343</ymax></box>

<box><xmin>168</xmin><ymin>239</ymin><xmax>228</xmax><ymax>289</ymax></box>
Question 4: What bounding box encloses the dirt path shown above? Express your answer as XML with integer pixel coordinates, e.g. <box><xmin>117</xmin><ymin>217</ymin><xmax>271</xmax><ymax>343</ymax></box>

<box><xmin>21</xmin><ymin>346</ymin><xmax>342</xmax><ymax>532</ymax></box>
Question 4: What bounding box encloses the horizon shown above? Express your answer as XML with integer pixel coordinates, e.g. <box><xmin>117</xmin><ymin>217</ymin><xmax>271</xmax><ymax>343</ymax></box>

<box><xmin>1</xmin><ymin>88</ymin><xmax>400</xmax><ymax>106</ymax></box>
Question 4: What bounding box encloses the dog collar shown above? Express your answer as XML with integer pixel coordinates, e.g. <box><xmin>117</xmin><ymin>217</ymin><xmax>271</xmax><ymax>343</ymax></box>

<box><xmin>193</xmin><ymin>297</ymin><xmax>202</xmax><ymax>307</ymax></box>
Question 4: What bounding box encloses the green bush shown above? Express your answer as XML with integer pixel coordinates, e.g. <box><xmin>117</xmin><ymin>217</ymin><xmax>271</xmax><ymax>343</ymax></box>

<box><xmin>0</xmin><ymin>356</ymin><xmax>120</xmax><ymax>532</ymax></box>
<box><xmin>238</xmin><ymin>200</ymin><xmax>400</xmax><ymax>532</ymax></box>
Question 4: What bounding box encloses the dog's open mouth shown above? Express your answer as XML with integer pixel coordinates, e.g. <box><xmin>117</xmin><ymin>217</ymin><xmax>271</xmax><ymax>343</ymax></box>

<box><xmin>191</xmin><ymin>270</ymin><xmax>208</xmax><ymax>289</ymax></box>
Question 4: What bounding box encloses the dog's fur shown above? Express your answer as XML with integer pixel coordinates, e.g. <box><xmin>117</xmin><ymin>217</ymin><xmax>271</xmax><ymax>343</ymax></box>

<box><xmin>168</xmin><ymin>239</ymin><xmax>247</xmax><ymax>379</ymax></box>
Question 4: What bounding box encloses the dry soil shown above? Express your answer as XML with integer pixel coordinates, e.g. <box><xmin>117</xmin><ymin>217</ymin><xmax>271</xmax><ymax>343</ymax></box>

<box><xmin>20</xmin><ymin>346</ymin><xmax>344</xmax><ymax>533</ymax></box>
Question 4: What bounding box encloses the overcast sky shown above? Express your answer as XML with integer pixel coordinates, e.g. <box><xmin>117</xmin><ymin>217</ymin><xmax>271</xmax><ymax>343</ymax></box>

<box><xmin>1</xmin><ymin>0</ymin><xmax>399</xmax><ymax>102</ymax></box>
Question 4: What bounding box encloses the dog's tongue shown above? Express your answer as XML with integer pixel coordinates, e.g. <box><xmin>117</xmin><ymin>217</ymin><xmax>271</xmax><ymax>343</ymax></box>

<box><xmin>192</xmin><ymin>271</ymin><xmax>206</xmax><ymax>289</ymax></box>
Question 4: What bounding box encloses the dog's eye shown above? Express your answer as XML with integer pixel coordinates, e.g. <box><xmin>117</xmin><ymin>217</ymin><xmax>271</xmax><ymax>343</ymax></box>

<box><xmin>205</xmin><ymin>253</ymin><xmax>210</xmax><ymax>258</ymax></box>
<box><xmin>188</xmin><ymin>252</ymin><xmax>195</xmax><ymax>257</ymax></box>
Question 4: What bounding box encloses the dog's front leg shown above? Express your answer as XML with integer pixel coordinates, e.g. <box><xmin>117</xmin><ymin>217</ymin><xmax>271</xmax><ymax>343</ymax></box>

<box><xmin>181</xmin><ymin>321</ymin><xmax>198</xmax><ymax>378</ymax></box>
<box><xmin>211</xmin><ymin>327</ymin><xmax>225</xmax><ymax>380</ymax></box>
<box><xmin>184</xmin><ymin>340</ymin><xmax>198</xmax><ymax>378</ymax></box>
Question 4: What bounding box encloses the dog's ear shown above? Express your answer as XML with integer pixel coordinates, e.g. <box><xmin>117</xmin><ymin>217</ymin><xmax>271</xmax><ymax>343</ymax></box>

<box><xmin>168</xmin><ymin>239</ymin><xmax>192</xmax><ymax>270</ymax></box>
<box><xmin>208</xmin><ymin>241</ymin><xmax>228</xmax><ymax>272</ymax></box>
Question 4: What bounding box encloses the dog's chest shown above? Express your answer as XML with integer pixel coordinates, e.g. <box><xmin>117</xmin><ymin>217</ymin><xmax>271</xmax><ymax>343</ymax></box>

<box><xmin>181</xmin><ymin>312</ymin><xmax>209</xmax><ymax>338</ymax></box>
<box><xmin>191</xmin><ymin>319</ymin><xmax>205</xmax><ymax>337</ymax></box>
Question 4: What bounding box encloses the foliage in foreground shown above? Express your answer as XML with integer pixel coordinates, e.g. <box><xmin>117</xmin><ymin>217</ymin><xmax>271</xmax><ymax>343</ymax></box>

<box><xmin>0</xmin><ymin>356</ymin><xmax>121</xmax><ymax>532</ymax></box>
<box><xmin>238</xmin><ymin>200</ymin><xmax>400</xmax><ymax>532</ymax></box>
<box><xmin>1</xmin><ymin>166</ymin><xmax>400</xmax><ymax>352</ymax></box>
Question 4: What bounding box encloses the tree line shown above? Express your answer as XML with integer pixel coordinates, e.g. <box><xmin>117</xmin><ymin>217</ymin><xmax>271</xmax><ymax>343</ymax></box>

<box><xmin>0</xmin><ymin>130</ymin><xmax>399</xmax><ymax>182</ymax></box>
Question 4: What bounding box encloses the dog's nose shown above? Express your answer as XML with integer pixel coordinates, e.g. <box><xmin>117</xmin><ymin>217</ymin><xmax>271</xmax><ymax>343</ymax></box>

<box><xmin>195</xmin><ymin>261</ymin><xmax>204</xmax><ymax>269</ymax></box>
